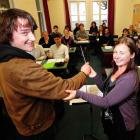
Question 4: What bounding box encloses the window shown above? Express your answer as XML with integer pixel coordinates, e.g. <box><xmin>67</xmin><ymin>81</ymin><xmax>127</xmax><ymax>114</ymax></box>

<box><xmin>92</xmin><ymin>0</ymin><xmax>108</xmax><ymax>26</ymax></box>
<box><xmin>68</xmin><ymin>0</ymin><xmax>108</xmax><ymax>30</ymax></box>
<box><xmin>69</xmin><ymin>1</ymin><xmax>86</xmax><ymax>29</ymax></box>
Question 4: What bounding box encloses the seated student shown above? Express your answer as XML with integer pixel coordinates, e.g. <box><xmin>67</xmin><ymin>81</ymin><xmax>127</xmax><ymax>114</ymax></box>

<box><xmin>102</xmin><ymin>21</ymin><xmax>107</xmax><ymax>28</ymax></box>
<box><xmin>29</xmin><ymin>44</ymin><xmax>46</xmax><ymax>61</ymax></box>
<box><xmin>99</xmin><ymin>27</ymin><xmax>114</xmax><ymax>46</ymax></box>
<box><xmin>89</xmin><ymin>21</ymin><xmax>98</xmax><ymax>36</ymax></box>
<box><xmin>129</xmin><ymin>25</ymin><xmax>138</xmax><ymax>37</ymax></box>
<box><xmin>73</xmin><ymin>23</ymin><xmax>80</xmax><ymax>37</ymax></box>
<box><xmin>38</xmin><ymin>31</ymin><xmax>52</xmax><ymax>48</ymax></box>
<box><xmin>64</xmin><ymin>25</ymin><xmax>74</xmax><ymax>39</ymax></box>
<box><xmin>61</xmin><ymin>29</ymin><xmax>75</xmax><ymax>48</ymax></box>
<box><xmin>122</xmin><ymin>28</ymin><xmax>130</xmax><ymax>37</ymax></box>
<box><xmin>76</xmin><ymin>23</ymin><xmax>89</xmax><ymax>41</ymax></box>
<box><xmin>49</xmin><ymin>33</ymin><xmax>69</xmax><ymax>62</ymax></box>
<box><xmin>97</xmin><ymin>25</ymin><xmax>104</xmax><ymax>37</ymax></box>
<box><xmin>49</xmin><ymin>25</ymin><xmax>62</xmax><ymax>45</ymax></box>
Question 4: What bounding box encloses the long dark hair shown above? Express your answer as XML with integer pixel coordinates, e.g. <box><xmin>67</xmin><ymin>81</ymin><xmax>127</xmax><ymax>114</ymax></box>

<box><xmin>0</xmin><ymin>8</ymin><xmax>37</xmax><ymax>44</ymax></box>
<box><xmin>112</xmin><ymin>37</ymin><xmax>138</xmax><ymax>74</ymax></box>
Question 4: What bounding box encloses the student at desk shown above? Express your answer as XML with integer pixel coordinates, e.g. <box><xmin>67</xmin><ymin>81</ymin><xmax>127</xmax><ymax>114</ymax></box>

<box><xmin>99</xmin><ymin>27</ymin><xmax>114</xmax><ymax>47</ymax></box>
<box><xmin>29</xmin><ymin>44</ymin><xmax>46</xmax><ymax>61</ymax></box>
<box><xmin>76</xmin><ymin>23</ymin><xmax>89</xmax><ymax>41</ymax></box>
<box><xmin>49</xmin><ymin>33</ymin><xmax>69</xmax><ymax>62</ymax></box>
<box><xmin>49</xmin><ymin>25</ymin><xmax>62</xmax><ymax>45</ymax></box>
<box><xmin>38</xmin><ymin>31</ymin><xmax>52</xmax><ymax>48</ymax></box>
<box><xmin>64</xmin><ymin>37</ymin><xmax>139</xmax><ymax>140</ymax></box>
<box><xmin>129</xmin><ymin>25</ymin><xmax>138</xmax><ymax>38</ymax></box>
<box><xmin>89</xmin><ymin>21</ymin><xmax>98</xmax><ymax>36</ymax></box>
<box><xmin>73</xmin><ymin>23</ymin><xmax>80</xmax><ymax>38</ymax></box>
<box><xmin>61</xmin><ymin>29</ymin><xmax>75</xmax><ymax>48</ymax></box>
<box><xmin>0</xmin><ymin>8</ymin><xmax>91</xmax><ymax>140</ymax></box>
<box><xmin>122</xmin><ymin>28</ymin><xmax>130</xmax><ymax>38</ymax></box>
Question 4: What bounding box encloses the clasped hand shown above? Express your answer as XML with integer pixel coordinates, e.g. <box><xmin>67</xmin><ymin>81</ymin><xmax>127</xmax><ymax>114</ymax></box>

<box><xmin>80</xmin><ymin>62</ymin><xmax>97</xmax><ymax>77</ymax></box>
<box><xmin>63</xmin><ymin>63</ymin><xmax>97</xmax><ymax>101</ymax></box>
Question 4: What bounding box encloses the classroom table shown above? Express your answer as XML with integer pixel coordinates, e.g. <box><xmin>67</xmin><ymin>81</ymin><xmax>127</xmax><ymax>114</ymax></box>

<box><xmin>42</xmin><ymin>59</ymin><xmax>68</xmax><ymax>70</ymax></box>
<box><xmin>74</xmin><ymin>40</ymin><xmax>91</xmax><ymax>62</ymax></box>
<box><xmin>69</xmin><ymin>85</ymin><xmax>102</xmax><ymax>140</ymax></box>
<box><xmin>69</xmin><ymin>47</ymin><xmax>76</xmax><ymax>53</ymax></box>
<box><xmin>75</xmin><ymin>40</ymin><xmax>90</xmax><ymax>45</ymax></box>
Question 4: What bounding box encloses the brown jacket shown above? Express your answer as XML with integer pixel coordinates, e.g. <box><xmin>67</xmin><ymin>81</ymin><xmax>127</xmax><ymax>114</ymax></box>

<box><xmin>0</xmin><ymin>58</ymin><xmax>86</xmax><ymax>136</ymax></box>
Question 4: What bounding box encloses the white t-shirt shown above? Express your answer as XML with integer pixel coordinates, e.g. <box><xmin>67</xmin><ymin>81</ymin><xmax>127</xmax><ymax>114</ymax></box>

<box><xmin>50</xmin><ymin>44</ymin><xmax>69</xmax><ymax>60</ymax></box>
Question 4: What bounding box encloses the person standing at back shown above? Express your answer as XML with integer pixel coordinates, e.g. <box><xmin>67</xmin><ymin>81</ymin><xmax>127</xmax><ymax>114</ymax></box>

<box><xmin>0</xmin><ymin>8</ymin><xmax>91</xmax><ymax>140</ymax></box>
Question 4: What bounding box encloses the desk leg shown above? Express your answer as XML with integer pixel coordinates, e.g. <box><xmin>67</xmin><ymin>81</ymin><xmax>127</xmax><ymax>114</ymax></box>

<box><xmin>82</xmin><ymin>105</ymin><xmax>100</xmax><ymax>140</ymax></box>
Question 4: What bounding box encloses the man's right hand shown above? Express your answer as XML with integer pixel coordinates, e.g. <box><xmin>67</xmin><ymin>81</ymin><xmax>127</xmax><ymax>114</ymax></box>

<box><xmin>80</xmin><ymin>62</ymin><xmax>91</xmax><ymax>76</ymax></box>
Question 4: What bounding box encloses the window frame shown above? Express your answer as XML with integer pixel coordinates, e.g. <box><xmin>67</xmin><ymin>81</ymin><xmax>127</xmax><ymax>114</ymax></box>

<box><xmin>69</xmin><ymin>1</ymin><xmax>87</xmax><ymax>29</ymax></box>
<box><xmin>68</xmin><ymin>0</ymin><xmax>108</xmax><ymax>30</ymax></box>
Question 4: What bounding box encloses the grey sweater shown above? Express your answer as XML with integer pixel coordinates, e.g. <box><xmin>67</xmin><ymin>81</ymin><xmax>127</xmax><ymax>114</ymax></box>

<box><xmin>76</xmin><ymin>70</ymin><xmax>139</xmax><ymax>131</ymax></box>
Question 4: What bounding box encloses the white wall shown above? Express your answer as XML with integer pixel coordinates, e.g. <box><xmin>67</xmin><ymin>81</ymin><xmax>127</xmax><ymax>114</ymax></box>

<box><xmin>133</xmin><ymin>0</ymin><xmax>140</xmax><ymax>4</ymax></box>
<box><xmin>114</xmin><ymin>0</ymin><xmax>133</xmax><ymax>36</ymax></box>
<box><xmin>48</xmin><ymin>0</ymin><xmax>66</xmax><ymax>34</ymax></box>
<box><xmin>114</xmin><ymin>0</ymin><xmax>140</xmax><ymax>36</ymax></box>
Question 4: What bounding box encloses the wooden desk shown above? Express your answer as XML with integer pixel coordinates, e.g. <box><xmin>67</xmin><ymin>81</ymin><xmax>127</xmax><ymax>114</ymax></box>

<box><xmin>101</xmin><ymin>46</ymin><xmax>113</xmax><ymax>68</ymax></box>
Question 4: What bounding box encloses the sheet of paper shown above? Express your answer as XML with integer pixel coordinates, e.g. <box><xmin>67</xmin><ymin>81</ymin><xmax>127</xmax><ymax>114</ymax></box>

<box><xmin>47</xmin><ymin>59</ymin><xmax>64</xmax><ymax>63</ymax></box>
<box><xmin>36</xmin><ymin>60</ymin><xmax>42</xmax><ymax>65</ymax></box>
<box><xmin>77</xmin><ymin>40</ymin><xmax>90</xmax><ymax>43</ymax></box>
<box><xmin>104</xmin><ymin>46</ymin><xmax>113</xmax><ymax>49</ymax></box>
<box><xmin>69</xmin><ymin>85</ymin><xmax>103</xmax><ymax>105</ymax></box>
